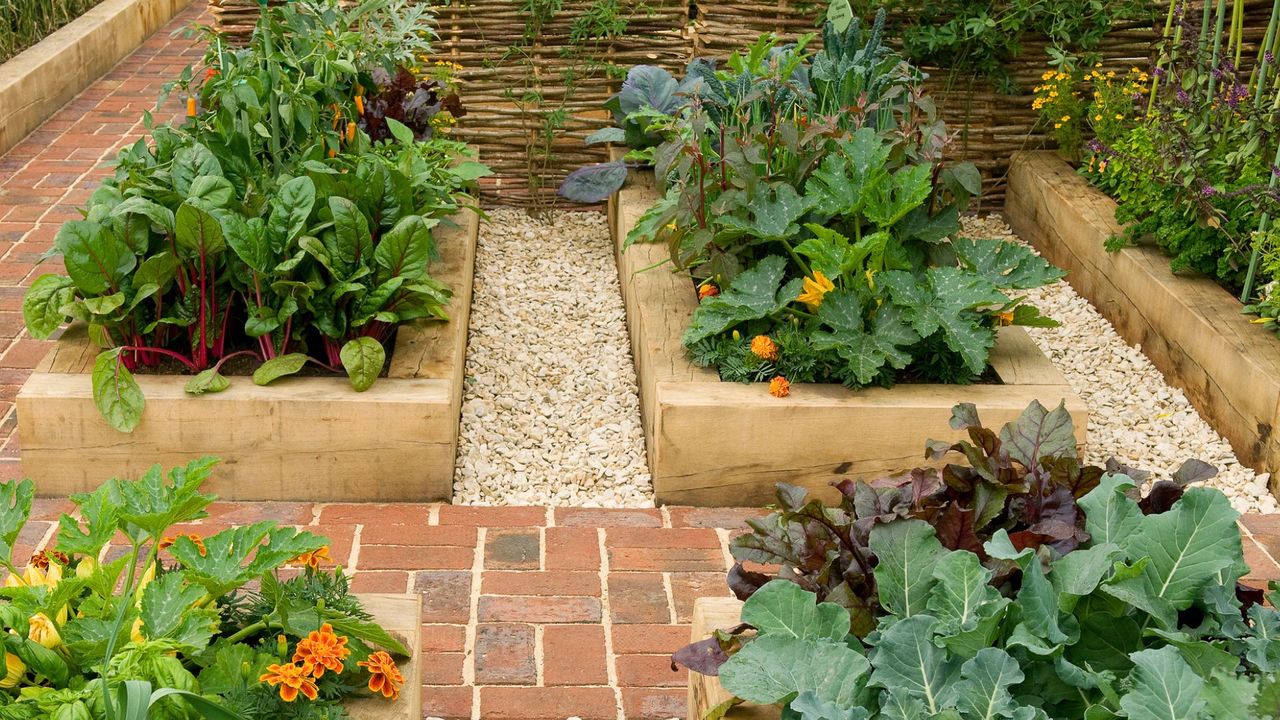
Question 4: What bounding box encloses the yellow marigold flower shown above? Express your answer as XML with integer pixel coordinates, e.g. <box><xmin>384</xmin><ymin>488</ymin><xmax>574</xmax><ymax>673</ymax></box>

<box><xmin>796</xmin><ymin>270</ymin><xmax>834</xmax><ymax>311</ymax></box>
<box><xmin>292</xmin><ymin>546</ymin><xmax>332</xmax><ymax>570</ymax></box>
<box><xmin>1042</xmin><ymin>70</ymin><xmax>1054</xmax><ymax>80</ymax></box>
<box><xmin>768</xmin><ymin>376</ymin><xmax>791</xmax><ymax>398</ymax></box>
<box><xmin>260</xmin><ymin>663</ymin><xmax>319</xmax><ymax>703</ymax></box>
<box><xmin>1054</xmin><ymin>123</ymin><xmax>1062</xmax><ymax>129</ymax></box>
<box><xmin>1060</xmin><ymin>115</ymin><xmax>1071</xmax><ymax>122</ymax></box>
<box><xmin>1114</xmin><ymin>114</ymin><xmax>1123</xmax><ymax>120</ymax></box>
<box><xmin>0</xmin><ymin>653</ymin><xmax>24</xmax><ymax>689</ymax></box>
<box><xmin>1107</xmin><ymin>71</ymin><xmax>1116</xmax><ymax>78</ymax></box>
<box><xmin>358</xmin><ymin>651</ymin><xmax>405</xmax><ymax>700</ymax></box>
<box><xmin>1094</xmin><ymin>114</ymin><xmax>1102</xmax><ymax>121</ymax></box>
<box><xmin>28</xmin><ymin>613</ymin><xmax>61</xmax><ymax>650</ymax></box>
<box><xmin>750</xmin><ymin>335</ymin><xmax>779</xmax><ymax>361</ymax></box>
<box><xmin>159</xmin><ymin>533</ymin><xmax>206</xmax><ymax>557</ymax></box>
<box><xmin>697</xmin><ymin>283</ymin><xmax>719</xmax><ymax>300</ymax></box>
<box><xmin>293</xmin><ymin>623</ymin><xmax>351</xmax><ymax>678</ymax></box>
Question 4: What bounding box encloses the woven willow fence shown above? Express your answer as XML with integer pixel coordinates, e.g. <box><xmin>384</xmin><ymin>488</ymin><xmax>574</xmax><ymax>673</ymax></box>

<box><xmin>206</xmin><ymin>1</ymin><xmax>1264</xmax><ymax>206</ymax></box>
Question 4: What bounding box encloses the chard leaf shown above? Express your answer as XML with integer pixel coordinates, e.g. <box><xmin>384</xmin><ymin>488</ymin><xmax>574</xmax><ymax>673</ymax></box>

<box><xmin>82</xmin><ymin>292</ymin><xmax>125</xmax><ymax>316</ymax></box>
<box><xmin>374</xmin><ymin>215</ymin><xmax>436</xmax><ymax>281</ymax></box>
<box><xmin>184</xmin><ymin>368</ymin><xmax>230</xmax><ymax>395</ymax></box>
<box><xmin>868</xmin><ymin>615</ymin><xmax>958</xmax><ymax>714</ymax></box>
<box><xmin>682</xmin><ymin>256</ymin><xmax>799</xmax><ymax>344</ymax></box>
<box><xmin>1111</xmin><ymin>487</ymin><xmax>1240</xmax><ymax>626</ymax></box>
<box><xmin>617</xmin><ymin>65</ymin><xmax>679</xmax><ymax>115</ymax></box>
<box><xmin>720</xmin><ymin>635</ymin><xmax>869</xmax><ymax>706</ymax></box>
<box><xmin>952</xmin><ymin>238</ymin><xmax>1066</xmax><ymax>290</ymax></box>
<box><xmin>870</xmin><ymin>520</ymin><xmax>944</xmax><ymax>619</ymax></box>
<box><xmin>175</xmin><ymin>202</ymin><xmax>226</xmax><ymax>256</ymax></box>
<box><xmin>139</xmin><ymin>571</ymin><xmax>218</xmax><ymax>650</ymax></box>
<box><xmin>227</xmin><ymin>217</ymin><xmax>273</xmax><ymax>274</ymax></box>
<box><xmin>252</xmin><ymin>353</ymin><xmax>308</xmax><ymax>386</ymax></box>
<box><xmin>111</xmin><ymin>196</ymin><xmax>175</xmax><ymax>232</ymax></box>
<box><xmin>266</xmin><ymin>176</ymin><xmax>316</xmax><ymax>245</ymax></box>
<box><xmin>22</xmin><ymin>274</ymin><xmax>76</xmax><ymax>339</ymax></box>
<box><xmin>57</xmin><ymin>220</ymin><xmax>136</xmax><ymax>295</ymax></box>
<box><xmin>92</xmin><ymin>349</ymin><xmax>144</xmax><ymax>433</ymax></box>
<box><xmin>740</xmin><ymin>580</ymin><xmax>850</xmax><ymax>642</ymax></box>
<box><xmin>328</xmin><ymin>196</ymin><xmax>371</xmax><ymax>274</ymax></box>
<box><xmin>1118</xmin><ymin>647</ymin><xmax>1207</xmax><ymax>720</ymax></box>
<box><xmin>340</xmin><ymin>337</ymin><xmax>385</xmax><ymax>392</ymax></box>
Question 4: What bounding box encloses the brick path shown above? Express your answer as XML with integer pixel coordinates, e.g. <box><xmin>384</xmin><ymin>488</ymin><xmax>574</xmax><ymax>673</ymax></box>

<box><xmin>0</xmin><ymin>5</ymin><xmax>205</xmax><ymax>477</ymax></box>
<box><xmin>5</xmin><ymin>8</ymin><xmax>1280</xmax><ymax>720</ymax></box>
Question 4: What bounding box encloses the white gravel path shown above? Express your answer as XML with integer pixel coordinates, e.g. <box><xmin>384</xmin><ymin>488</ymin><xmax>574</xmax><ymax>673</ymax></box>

<box><xmin>967</xmin><ymin>215</ymin><xmax>1277</xmax><ymax>515</ymax></box>
<box><xmin>452</xmin><ymin>208</ymin><xmax>653</xmax><ymax>506</ymax></box>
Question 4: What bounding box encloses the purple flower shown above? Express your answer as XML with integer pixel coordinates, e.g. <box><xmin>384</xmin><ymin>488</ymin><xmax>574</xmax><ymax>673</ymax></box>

<box><xmin>1201</xmin><ymin>184</ymin><xmax>1217</xmax><ymax>197</ymax></box>
<box><xmin>1087</xmin><ymin>139</ymin><xmax>1104</xmax><ymax>153</ymax></box>
<box><xmin>1176</xmin><ymin>88</ymin><xmax>1191</xmax><ymax>105</ymax></box>
<box><xmin>1153</xmin><ymin>67</ymin><xmax>1166</xmax><ymax>78</ymax></box>
<box><xmin>1268</xmin><ymin>51</ymin><xmax>1276</xmax><ymax>64</ymax></box>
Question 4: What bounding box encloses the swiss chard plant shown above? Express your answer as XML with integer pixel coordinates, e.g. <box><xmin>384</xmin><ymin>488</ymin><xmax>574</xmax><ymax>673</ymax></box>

<box><xmin>21</xmin><ymin>0</ymin><xmax>490</xmax><ymax>432</ymax></box>
<box><xmin>693</xmin><ymin>479</ymin><xmax>1280</xmax><ymax>720</ymax></box>
<box><xmin>673</xmin><ymin>400</ymin><xmax>1222</xmax><ymax>670</ymax></box>
<box><xmin>0</xmin><ymin>458</ymin><xmax>411</xmax><ymax>719</ymax></box>
<box><xmin>621</xmin><ymin>12</ymin><xmax>1063</xmax><ymax>390</ymax></box>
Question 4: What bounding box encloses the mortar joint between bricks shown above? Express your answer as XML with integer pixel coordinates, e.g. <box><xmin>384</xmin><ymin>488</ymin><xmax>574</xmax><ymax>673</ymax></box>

<box><xmin>596</xmin><ymin>528</ymin><xmax>624</xmax><ymax>720</ymax></box>
<box><xmin>715</xmin><ymin>528</ymin><xmax>735</xmax><ymax>572</ymax></box>
<box><xmin>465</xmin><ymin>527</ymin><xmax>486</xmax><ymax>720</ymax></box>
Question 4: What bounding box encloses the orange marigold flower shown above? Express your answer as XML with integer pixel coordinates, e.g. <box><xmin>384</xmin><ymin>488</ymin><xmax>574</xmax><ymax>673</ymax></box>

<box><xmin>750</xmin><ymin>335</ymin><xmax>779</xmax><ymax>361</ymax></box>
<box><xmin>186</xmin><ymin>97</ymin><xmax>197</xmax><ymax>118</ymax></box>
<box><xmin>292</xmin><ymin>546</ymin><xmax>332</xmax><ymax>570</ymax></box>
<box><xmin>158</xmin><ymin>533</ymin><xmax>206</xmax><ymax>557</ymax></box>
<box><xmin>358</xmin><ymin>651</ymin><xmax>404</xmax><ymax>701</ymax></box>
<box><xmin>28</xmin><ymin>550</ymin><xmax>68</xmax><ymax>572</ymax></box>
<box><xmin>259</xmin><ymin>662</ymin><xmax>319</xmax><ymax>703</ymax></box>
<box><xmin>293</xmin><ymin>623</ymin><xmax>350</xmax><ymax>678</ymax></box>
<box><xmin>697</xmin><ymin>283</ymin><xmax>719</xmax><ymax>300</ymax></box>
<box><xmin>769</xmin><ymin>375</ymin><xmax>790</xmax><ymax>398</ymax></box>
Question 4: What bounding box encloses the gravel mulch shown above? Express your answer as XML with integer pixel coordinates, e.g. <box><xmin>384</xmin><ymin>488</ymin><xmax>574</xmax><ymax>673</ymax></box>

<box><xmin>968</xmin><ymin>215</ymin><xmax>1276</xmax><ymax>515</ymax></box>
<box><xmin>452</xmin><ymin>208</ymin><xmax>653</xmax><ymax>506</ymax></box>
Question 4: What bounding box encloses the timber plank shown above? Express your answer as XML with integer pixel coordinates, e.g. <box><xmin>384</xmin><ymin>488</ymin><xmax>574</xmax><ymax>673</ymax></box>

<box><xmin>348</xmin><ymin>593</ymin><xmax>423</xmax><ymax>720</ymax></box>
<box><xmin>687</xmin><ymin>598</ymin><xmax>779</xmax><ymax>720</ymax></box>
<box><xmin>16</xmin><ymin>211</ymin><xmax>477</xmax><ymax>501</ymax></box>
<box><xmin>613</xmin><ymin>171</ymin><xmax>1087</xmax><ymax>506</ymax></box>
<box><xmin>1006</xmin><ymin>151</ymin><xmax>1280</xmax><ymax>489</ymax></box>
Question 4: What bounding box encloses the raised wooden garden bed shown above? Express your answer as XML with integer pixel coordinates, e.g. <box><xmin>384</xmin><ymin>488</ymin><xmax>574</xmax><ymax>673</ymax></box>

<box><xmin>609</xmin><ymin>171</ymin><xmax>1088</xmax><ymax>507</ymax></box>
<box><xmin>687</xmin><ymin>597</ymin><xmax>779</xmax><ymax>720</ymax></box>
<box><xmin>349</xmin><ymin>593</ymin><xmax>422</xmax><ymax>720</ymax></box>
<box><xmin>0</xmin><ymin>0</ymin><xmax>194</xmax><ymax>157</ymax></box>
<box><xmin>17</xmin><ymin>209</ymin><xmax>477</xmax><ymax>502</ymax></box>
<box><xmin>1006</xmin><ymin>151</ymin><xmax>1280</xmax><ymax>492</ymax></box>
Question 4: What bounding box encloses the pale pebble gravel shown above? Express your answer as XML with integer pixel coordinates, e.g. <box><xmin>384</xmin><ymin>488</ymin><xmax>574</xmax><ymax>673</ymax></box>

<box><xmin>966</xmin><ymin>214</ymin><xmax>1277</xmax><ymax>515</ymax></box>
<box><xmin>452</xmin><ymin>207</ymin><xmax>653</xmax><ymax>507</ymax></box>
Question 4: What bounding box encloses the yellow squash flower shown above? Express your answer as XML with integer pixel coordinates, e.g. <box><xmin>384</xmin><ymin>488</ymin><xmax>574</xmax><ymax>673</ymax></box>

<box><xmin>0</xmin><ymin>653</ymin><xmax>24</xmax><ymax>689</ymax></box>
<box><xmin>28</xmin><ymin>614</ymin><xmax>61</xmax><ymax>650</ymax></box>
<box><xmin>796</xmin><ymin>271</ymin><xmax>834</xmax><ymax>311</ymax></box>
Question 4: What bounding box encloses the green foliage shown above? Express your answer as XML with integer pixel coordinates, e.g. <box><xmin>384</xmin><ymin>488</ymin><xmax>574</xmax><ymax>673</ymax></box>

<box><xmin>711</xmin><ymin>481</ymin><xmax>1279</xmax><ymax>719</ymax></box>
<box><xmin>23</xmin><ymin>0</ymin><xmax>488</xmax><ymax>432</ymax></box>
<box><xmin>0</xmin><ymin>0</ymin><xmax>105</xmax><ymax>63</ymax></box>
<box><xmin>623</xmin><ymin>22</ymin><xmax>1064</xmax><ymax>388</ymax></box>
<box><xmin>0</xmin><ymin>459</ymin><xmax>410</xmax><ymax>719</ymax></box>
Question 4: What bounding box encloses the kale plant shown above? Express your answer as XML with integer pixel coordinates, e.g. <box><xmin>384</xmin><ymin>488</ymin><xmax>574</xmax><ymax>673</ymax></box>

<box><xmin>700</xmin><ymin>477</ymin><xmax>1280</xmax><ymax>719</ymax></box>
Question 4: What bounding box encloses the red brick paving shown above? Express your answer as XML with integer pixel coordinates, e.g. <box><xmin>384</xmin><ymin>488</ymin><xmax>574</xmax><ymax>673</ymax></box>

<box><xmin>0</xmin><ymin>5</ymin><xmax>206</xmax><ymax>475</ymax></box>
<box><xmin>5</xmin><ymin>8</ymin><xmax>1280</xmax><ymax>720</ymax></box>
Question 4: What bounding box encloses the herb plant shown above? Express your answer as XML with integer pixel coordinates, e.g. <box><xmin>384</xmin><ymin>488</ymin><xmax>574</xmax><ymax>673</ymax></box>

<box><xmin>0</xmin><ymin>458</ymin><xmax>411</xmax><ymax>719</ymax></box>
<box><xmin>21</xmin><ymin>0</ymin><xmax>490</xmax><ymax>432</ymax></box>
<box><xmin>625</xmin><ymin>14</ymin><xmax>1063</xmax><ymax>390</ymax></box>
